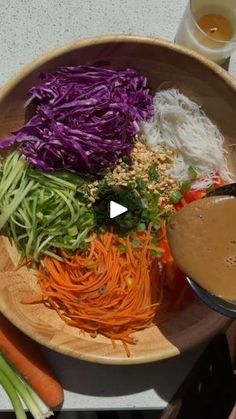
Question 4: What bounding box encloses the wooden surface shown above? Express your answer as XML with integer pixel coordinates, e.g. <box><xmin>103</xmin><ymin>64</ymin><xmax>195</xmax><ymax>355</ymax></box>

<box><xmin>0</xmin><ymin>36</ymin><xmax>235</xmax><ymax>364</ymax></box>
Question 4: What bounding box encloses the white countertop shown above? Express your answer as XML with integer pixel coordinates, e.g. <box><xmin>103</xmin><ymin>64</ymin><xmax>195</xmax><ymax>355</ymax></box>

<box><xmin>0</xmin><ymin>343</ymin><xmax>205</xmax><ymax>411</ymax></box>
<box><xmin>0</xmin><ymin>0</ymin><xmax>235</xmax><ymax>86</ymax></box>
<box><xmin>0</xmin><ymin>0</ymin><xmax>235</xmax><ymax>412</ymax></box>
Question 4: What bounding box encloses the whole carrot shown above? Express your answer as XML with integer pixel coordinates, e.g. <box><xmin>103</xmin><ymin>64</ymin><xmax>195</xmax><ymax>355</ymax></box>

<box><xmin>0</xmin><ymin>313</ymin><xmax>64</xmax><ymax>409</ymax></box>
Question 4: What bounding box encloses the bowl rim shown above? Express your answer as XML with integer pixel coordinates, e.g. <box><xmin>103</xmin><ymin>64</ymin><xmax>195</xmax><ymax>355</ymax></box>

<box><xmin>1</xmin><ymin>34</ymin><xmax>236</xmax><ymax>100</ymax></box>
<box><xmin>0</xmin><ymin>301</ymin><xmax>231</xmax><ymax>364</ymax></box>
<box><xmin>0</xmin><ymin>35</ymin><xmax>234</xmax><ymax>364</ymax></box>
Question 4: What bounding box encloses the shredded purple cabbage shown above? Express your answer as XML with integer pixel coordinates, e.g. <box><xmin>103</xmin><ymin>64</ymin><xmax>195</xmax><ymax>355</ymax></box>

<box><xmin>1</xmin><ymin>66</ymin><xmax>153</xmax><ymax>175</ymax></box>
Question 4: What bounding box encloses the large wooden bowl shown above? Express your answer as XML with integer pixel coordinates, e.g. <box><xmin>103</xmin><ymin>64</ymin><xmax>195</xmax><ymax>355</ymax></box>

<box><xmin>0</xmin><ymin>36</ymin><xmax>235</xmax><ymax>364</ymax></box>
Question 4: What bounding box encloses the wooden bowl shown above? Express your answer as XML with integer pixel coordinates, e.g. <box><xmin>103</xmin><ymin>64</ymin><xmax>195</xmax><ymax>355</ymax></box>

<box><xmin>0</xmin><ymin>36</ymin><xmax>235</xmax><ymax>364</ymax></box>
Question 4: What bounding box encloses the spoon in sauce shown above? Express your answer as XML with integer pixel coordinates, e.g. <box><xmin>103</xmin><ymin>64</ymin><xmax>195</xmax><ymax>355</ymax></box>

<box><xmin>167</xmin><ymin>183</ymin><xmax>236</xmax><ymax>318</ymax></box>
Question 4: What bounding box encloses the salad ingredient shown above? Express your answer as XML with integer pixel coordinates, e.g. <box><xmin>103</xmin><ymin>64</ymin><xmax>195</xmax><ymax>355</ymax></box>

<box><xmin>142</xmin><ymin>88</ymin><xmax>232</xmax><ymax>189</ymax></box>
<box><xmin>0</xmin><ymin>153</ymin><xmax>34</xmax><ymax>231</ymax></box>
<box><xmin>0</xmin><ymin>354</ymin><xmax>52</xmax><ymax>418</ymax></box>
<box><xmin>24</xmin><ymin>221</ymin><xmax>195</xmax><ymax>356</ymax></box>
<box><xmin>24</xmin><ymin>229</ymin><xmax>163</xmax><ymax>357</ymax></box>
<box><xmin>0</xmin><ymin>313</ymin><xmax>64</xmax><ymax>409</ymax></box>
<box><xmin>0</xmin><ymin>66</ymin><xmax>153</xmax><ymax>176</ymax></box>
<box><xmin>94</xmin><ymin>185</ymin><xmax>143</xmax><ymax>234</ymax></box>
<box><xmin>87</xmin><ymin>140</ymin><xmax>178</xmax><ymax>218</ymax></box>
<box><xmin>104</xmin><ymin>141</ymin><xmax>177</xmax><ymax>202</ymax></box>
<box><xmin>181</xmin><ymin>180</ymin><xmax>192</xmax><ymax>192</ymax></box>
<box><xmin>94</xmin><ymin>179</ymin><xmax>173</xmax><ymax>235</ymax></box>
<box><xmin>148</xmin><ymin>163</ymin><xmax>160</xmax><ymax>181</ymax></box>
<box><xmin>169</xmin><ymin>190</ymin><xmax>183</xmax><ymax>204</ymax></box>
<box><xmin>0</xmin><ymin>152</ymin><xmax>94</xmax><ymax>262</ymax></box>
<box><xmin>167</xmin><ymin>195</ymin><xmax>236</xmax><ymax>301</ymax></box>
<box><xmin>0</xmin><ymin>368</ymin><xmax>27</xmax><ymax>419</ymax></box>
<box><xmin>188</xmin><ymin>165</ymin><xmax>198</xmax><ymax>180</ymax></box>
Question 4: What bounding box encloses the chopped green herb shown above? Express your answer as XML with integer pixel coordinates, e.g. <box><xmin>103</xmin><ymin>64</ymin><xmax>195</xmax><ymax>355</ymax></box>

<box><xmin>132</xmin><ymin>238</ymin><xmax>140</xmax><ymax>248</ymax></box>
<box><xmin>98</xmin><ymin>179</ymin><xmax>109</xmax><ymax>192</ymax></box>
<box><xmin>153</xmin><ymin>220</ymin><xmax>161</xmax><ymax>230</ymax></box>
<box><xmin>135</xmin><ymin>178</ymin><xmax>147</xmax><ymax>192</ymax></box>
<box><xmin>122</xmin><ymin>155</ymin><xmax>133</xmax><ymax>165</ymax></box>
<box><xmin>148</xmin><ymin>163</ymin><xmax>160</xmax><ymax>181</ymax></box>
<box><xmin>118</xmin><ymin>244</ymin><xmax>128</xmax><ymax>253</ymax></box>
<box><xmin>170</xmin><ymin>190</ymin><xmax>183</xmax><ymax>204</ymax></box>
<box><xmin>139</xmin><ymin>191</ymin><xmax>161</xmax><ymax>228</ymax></box>
<box><xmin>151</xmin><ymin>237</ymin><xmax>161</xmax><ymax>245</ymax></box>
<box><xmin>94</xmin><ymin>185</ymin><xmax>143</xmax><ymax>234</ymax></box>
<box><xmin>136</xmin><ymin>222</ymin><xmax>146</xmax><ymax>232</ymax></box>
<box><xmin>150</xmin><ymin>248</ymin><xmax>163</xmax><ymax>258</ymax></box>
<box><xmin>99</xmin><ymin>285</ymin><xmax>107</xmax><ymax>294</ymax></box>
<box><xmin>181</xmin><ymin>180</ymin><xmax>191</xmax><ymax>191</ymax></box>
<box><xmin>163</xmin><ymin>211</ymin><xmax>173</xmax><ymax>224</ymax></box>
<box><xmin>188</xmin><ymin>166</ymin><xmax>198</xmax><ymax>180</ymax></box>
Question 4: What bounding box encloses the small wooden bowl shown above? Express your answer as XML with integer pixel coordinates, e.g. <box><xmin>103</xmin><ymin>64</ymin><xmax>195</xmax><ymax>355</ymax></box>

<box><xmin>0</xmin><ymin>36</ymin><xmax>235</xmax><ymax>364</ymax></box>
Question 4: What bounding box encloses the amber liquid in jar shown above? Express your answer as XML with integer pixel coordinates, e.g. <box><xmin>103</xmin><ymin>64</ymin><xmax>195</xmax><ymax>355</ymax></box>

<box><xmin>197</xmin><ymin>13</ymin><xmax>233</xmax><ymax>42</ymax></box>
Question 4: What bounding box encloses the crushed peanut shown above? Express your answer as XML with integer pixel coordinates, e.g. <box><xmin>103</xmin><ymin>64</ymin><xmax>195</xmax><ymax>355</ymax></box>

<box><xmin>87</xmin><ymin>137</ymin><xmax>179</xmax><ymax>209</ymax></box>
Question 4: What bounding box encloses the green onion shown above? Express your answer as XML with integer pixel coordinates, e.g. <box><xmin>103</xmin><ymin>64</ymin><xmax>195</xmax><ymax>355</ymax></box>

<box><xmin>135</xmin><ymin>178</ymin><xmax>147</xmax><ymax>192</ymax></box>
<box><xmin>118</xmin><ymin>244</ymin><xmax>128</xmax><ymax>253</ymax></box>
<box><xmin>121</xmin><ymin>155</ymin><xmax>132</xmax><ymax>165</ymax></box>
<box><xmin>150</xmin><ymin>248</ymin><xmax>164</xmax><ymax>258</ymax></box>
<box><xmin>153</xmin><ymin>220</ymin><xmax>161</xmax><ymax>230</ymax></box>
<box><xmin>151</xmin><ymin>237</ymin><xmax>161</xmax><ymax>245</ymax></box>
<box><xmin>170</xmin><ymin>190</ymin><xmax>183</xmax><ymax>204</ymax></box>
<box><xmin>132</xmin><ymin>238</ymin><xmax>140</xmax><ymax>248</ymax></box>
<box><xmin>181</xmin><ymin>180</ymin><xmax>191</xmax><ymax>191</ymax></box>
<box><xmin>98</xmin><ymin>179</ymin><xmax>109</xmax><ymax>192</ymax></box>
<box><xmin>136</xmin><ymin>222</ymin><xmax>146</xmax><ymax>232</ymax></box>
<box><xmin>0</xmin><ymin>354</ymin><xmax>52</xmax><ymax>418</ymax></box>
<box><xmin>24</xmin><ymin>383</ymin><xmax>52</xmax><ymax>418</ymax></box>
<box><xmin>148</xmin><ymin>163</ymin><xmax>160</xmax><ymax>181</ymax></box>
<box><xmin>0</xmin><ymin>369</ymin><xmax>27</xmax><ymax>419</ymax></box>
<box><xmin>188</xmin><ymin>166</ymin><xmax>198</xmax><ymax>180</ymax></box>
<box><xmin>99</xmin><ymin>285</ymin><xmax>107</xmax><ymax>295</ymax></box>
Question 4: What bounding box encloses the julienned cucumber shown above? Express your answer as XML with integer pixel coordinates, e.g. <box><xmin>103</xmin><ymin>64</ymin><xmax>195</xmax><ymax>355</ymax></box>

<box><xmin>0</xmin><ymin>152</ymin><xmax>94</xmax><ymax>262</ymax></box>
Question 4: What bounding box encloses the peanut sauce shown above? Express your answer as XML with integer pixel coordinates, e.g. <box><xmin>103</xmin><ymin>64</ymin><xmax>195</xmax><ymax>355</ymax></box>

<box><xmin>167</xmin><ymin>196</ymin><xmax>236</xmax><ymax>301</ymax></box>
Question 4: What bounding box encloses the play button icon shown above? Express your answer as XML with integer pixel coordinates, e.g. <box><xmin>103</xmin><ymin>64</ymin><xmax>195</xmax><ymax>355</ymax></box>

<box><xmin>109</xmin><ymin>201</ymin><xmax>128</xmax><ymax>219</ymax></box>
<box><xmin>94</xmin><ymin>185</ymin><xmax>143</xmax><ymax>232</ymax></box>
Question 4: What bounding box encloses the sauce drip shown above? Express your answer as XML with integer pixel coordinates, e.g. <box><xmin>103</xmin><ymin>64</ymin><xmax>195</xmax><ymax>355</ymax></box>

<box><xmin>167</xmin><ymin>196</ymin><xmax>236</xmax><ymax>301</ymax></box>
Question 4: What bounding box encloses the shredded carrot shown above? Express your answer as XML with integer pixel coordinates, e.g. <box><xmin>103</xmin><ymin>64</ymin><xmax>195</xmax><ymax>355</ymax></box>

<box><xmin>24</xmin><ymin>184</ymin><xmax>220</xmax><ymax>356</ymax></box>
<box><xmin>24</xmin><ymin>230</ymin><xmax>163</xmax><ymax>356</ymax></box>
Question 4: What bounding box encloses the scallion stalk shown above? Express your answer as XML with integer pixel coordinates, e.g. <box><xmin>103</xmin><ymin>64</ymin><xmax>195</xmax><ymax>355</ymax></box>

<box><xmin>0</xmin><ymin>354</ymin><xmax>53</xmax><ymax>419</ymax></box>
<box><xmin>0</xmin><ymin>368</ymin><xmax>27</xmax><ymax>419</ymax></box>
<box><xmin>22</xmin><ymin>380</ymin><xmax>53</xmax><ymax>418</ymax></box>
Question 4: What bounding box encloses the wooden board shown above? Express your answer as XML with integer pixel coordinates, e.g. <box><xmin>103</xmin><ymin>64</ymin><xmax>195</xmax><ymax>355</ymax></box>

<box><xmin>0</xmin><ymin>35</ymin><xmax>234</xmax><ymax>364</ymax></box>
